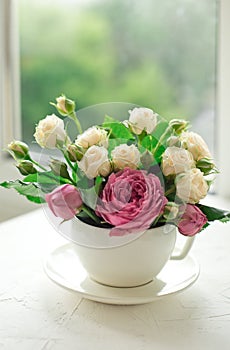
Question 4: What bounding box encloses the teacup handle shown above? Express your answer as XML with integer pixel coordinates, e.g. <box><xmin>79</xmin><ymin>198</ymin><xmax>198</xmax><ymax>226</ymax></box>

<box><xmin>170</xmin><ymin>236</ymin><xmax>195</xmax><ymax>260</ymax></box>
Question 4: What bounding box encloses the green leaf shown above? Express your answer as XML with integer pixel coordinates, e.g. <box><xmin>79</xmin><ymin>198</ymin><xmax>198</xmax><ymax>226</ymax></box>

<box><xmin>23</xmin><ymin>171</ymin><xmax>71</xmax><ymax>185</ymax></box>
<box><xmin>76</xmin><ymin>175</ymin><xmax>93</xmax><ymax>189</ymax></box>
<box><xmin>26</xmin><ymin>195</ymin><xmax>46</xmax><ymax>204</ymax></box>
<box><xmin>154</xmin><ymin>144</ymin><xmax>167</xmax><ymax>163</ymax></box>
<box><xmin>141</xmin><ymin>135</ymin><xmax>158</xmax><ymax>151</ymax></box>
<box><xmin>220</xmin><ymin>217</ymin><xmax>230</xmax><ymax>223</ymax></box>
<box><xmin>77</xmin><ymin>176</ymin><xmax>104</xmax><ymax>210</ymax></box>
<box><xmin>141</xmin><ymin>135</ymin><xmax>166</xmax><ymax>153</ymax></box>
<box><xmin>197</xmin><ymin>204</ymin><xmax>230</xmax><ymax>222</ymax></box>
<box><xmin>95</xmin><ymin>176</ymin><xmax>104</xmax><ymax>195</ymax></box>
<box><xmin>140</xmin><ymin>120</ymin><xmax>169</xmax><ymax>163</ymax></box>
<box><xmin>102</xmin><ymin>118</ymin><xmax>134</xmax><ymax>140</ymax></box>
<box><xmin>152</xmin><ymin>120</ymin><xmax>169</xmax><ymax>141</ymax></box>
<box><xmin>79</xmin><ymin>187</ymin><xmax>99</xmax><ymax>210</ymax></box>
<box><xmin>0</xmin><ymin>180</ymin><xmax>46</xmax><ymax>203</ymax></box>
<box><xmin>39</xmin><ymin>183</ymin><xmax>58</xmax><ymax>194</ymax></box>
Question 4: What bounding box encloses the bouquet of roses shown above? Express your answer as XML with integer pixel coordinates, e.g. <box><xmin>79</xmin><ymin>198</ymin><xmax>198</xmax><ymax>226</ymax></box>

<box><xmin>1</xmin><ymin>95</ymin><xmax>230</xmax><ymax>237</ymax></box>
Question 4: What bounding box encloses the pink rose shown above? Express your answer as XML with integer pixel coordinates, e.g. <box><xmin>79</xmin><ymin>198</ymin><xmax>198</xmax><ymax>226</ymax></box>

<box><xmin>96</xmin><ymin>168</ymin><xmax>168</xmax><ymax>236</ymax></box>
<box><xmin>45</xmin><ymin>184</ymin><xmax>83</xmax><ymax>220</ymax></box>
<box><xmin>178</xmin><ymin>204</ymin><xmax>207</xmax><ymax>236</ymax></box>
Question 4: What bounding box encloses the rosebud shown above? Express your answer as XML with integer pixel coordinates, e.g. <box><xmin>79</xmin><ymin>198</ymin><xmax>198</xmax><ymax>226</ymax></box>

<box><xmin>51</xmin><ymin>95</ymin><xmax>75</xmax><ymax>116</ymax></box>
<box><xmin>140</xmin><ymin>150</ymin><xmax>154</xmax><ymax>169</ymax></box>
<box><xmin>167</xmin><ymin>136</ymin><xmax>181</xmax><ymax>147</ymax></box>
<box><xmin>163</xmin><ymin>202</ymin><xmax>179</xmax><ymax>221</ymax></box>
<box><xmin>169</xmin><ymin>119</ymin><xmax>189</xmax><ymax>134</ymax></box>
<box><xmin>196</xmin><ymin>157</ymin><xmax>217</xmax><ymax>175</ymax></box>
<box><xmin>8</xmin><ymin>141</ymin><xmax>29</xmax><ymax>160</ymax></box>
<box><xmin>67</xmin><ymin>144</ymin><xmax>84</xmax><ymax>162</ymax></box>
<box><xmin>50</xmin><ymin>159</ymin><xmax>71</xmax><ymax>179</ymax></box>
<box><xmin>17</xmin><ymin>160</ymin><xmax>37</xmax><ymax>175</ymax></box>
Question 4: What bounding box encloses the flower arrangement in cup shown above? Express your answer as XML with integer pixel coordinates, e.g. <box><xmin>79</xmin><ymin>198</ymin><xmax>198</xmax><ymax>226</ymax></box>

<box><xmin>1</xmin><ymin>95</ymin><xmax>230</xmax><ymax>237</ymax></box>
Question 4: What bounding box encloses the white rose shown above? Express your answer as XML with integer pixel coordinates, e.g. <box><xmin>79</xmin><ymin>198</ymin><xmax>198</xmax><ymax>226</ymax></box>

<box><xmin>111</xmin><ymin>144</ymin><xmax>140</xmax><ymax>170</ymax></box>
<box><xmin>161</xmin><ymin>147</ymin><xmax>195</xmax><ymax>176</ymax></box>
<box><xmin>128</xmin><ymin>107</ymin><xmax>157</xmax><ymax>135</ymax></box>
<box><xmin>34</xmin><ymin>114</ymin><xmax>67</xmax><ymax>149</ymax></box>
<box><xmin>176</xmin><ymin>168</ymin><xmax>209</xmax><ymax>204</ymax></box>
<box><xmin>76</xmin><ymin>126</ymin><xmax>108</xmax><ymax>149</ymax></box>
<box><xmin>180</xmin><ymin>131</ymin><xmax>211</xmax><ymax>161</ymax></box>
<box><xmin>78</xmin><ymin>145</ymin><xmax>111</xmax><ymax>179</ymax></box>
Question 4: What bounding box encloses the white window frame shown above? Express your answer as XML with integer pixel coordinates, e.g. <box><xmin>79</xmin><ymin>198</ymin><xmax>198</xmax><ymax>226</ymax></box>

<box><xmin>0</xmin><ymin>0</ymin><xmax>21</xmax><ymax>159</ymax></box>
<box><xmin>217</xmin><ymin>0</ymin><xmax>230</xmax><ymax>197</ymax></box>
<box><xmin>0</xmin><ymin>0</ymin><xmax>230</xmax><ymax>197</ymax></box>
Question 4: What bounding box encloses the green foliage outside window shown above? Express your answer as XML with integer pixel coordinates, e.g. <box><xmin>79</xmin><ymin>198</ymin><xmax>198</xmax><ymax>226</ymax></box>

<box><xmin>20</xmin><ymin>0</ymin><xmax>216</xmax><ymax>143</ymax></box>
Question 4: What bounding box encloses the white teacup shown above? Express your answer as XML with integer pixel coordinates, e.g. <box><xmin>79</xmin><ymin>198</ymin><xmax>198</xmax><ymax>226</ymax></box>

<box><xmin>67</xmin><ymin>219</ymin><xmax>195</xmax><ymax>288</ymax></box>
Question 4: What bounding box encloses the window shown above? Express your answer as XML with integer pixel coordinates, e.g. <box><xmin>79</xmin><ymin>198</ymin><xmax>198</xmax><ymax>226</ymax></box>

<box><xmin>1</xmin><ymin>0</ymin><xmax>230</xmax><ymax>196</ymax></box>
<box><xmin>19</xmin><ymin>0</ymin><xmax>217</xmax><ymax>153</ymax></box>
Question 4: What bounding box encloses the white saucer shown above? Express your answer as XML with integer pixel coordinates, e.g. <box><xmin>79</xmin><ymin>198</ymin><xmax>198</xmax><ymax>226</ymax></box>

<box><xmin>44</xmin><ymin>243</ymin><xmax>199</xmax><ymax>305</ymax></box>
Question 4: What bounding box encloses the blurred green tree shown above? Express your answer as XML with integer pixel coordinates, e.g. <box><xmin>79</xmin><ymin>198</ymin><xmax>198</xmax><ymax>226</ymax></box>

<box><xmin>20</xmin><ymin>0</ymin><xmax>216</xmax><ymax>143</ymax></box>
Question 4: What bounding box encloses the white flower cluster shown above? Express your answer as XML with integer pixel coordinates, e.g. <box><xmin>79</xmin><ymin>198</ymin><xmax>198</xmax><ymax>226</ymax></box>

<box><xmin>34</xmin><ymin>108</ymin><xmax>156</xmax><ymax>179</ymax></box>
<box><xmin>76</xmin><ymin>107</ymin><xmax>156</xmax><ymax>178</ymax></box>
<box><xmin>161</xmin><ymin>132</ymin><xmax>214</xmax><ymax>204</ymax></box>
<box><xmin>33</xmin><ymin>108</ymin><xmax>214</xmax><ymax>202</ymax></box>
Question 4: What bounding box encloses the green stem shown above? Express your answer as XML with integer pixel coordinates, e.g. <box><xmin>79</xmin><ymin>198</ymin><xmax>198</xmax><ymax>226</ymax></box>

<box><xmin>28</xmin><ymin>156</ymin><xmax>47</xmax><ymax>172</ymax></box>
<box><xmin>62</xmin><ymin>152</ymin><xmax>78</xmax><ymax>185</ymax></box>
<box><xmin>81</xmin><ymin>205</ymin><xmax>101</xmax><ymax>224</ymax></box>
<box><xmin>153</xmin><ymin>125</ymin><xmax>172</xmax><ymax>156</ymax></box>
<box><xmin>165</xmin><ymin>185</ymin><xmax>176</xmax><ymax>197</ymax></box>
<box><xmin>70</xmin><ymin>112</ymin><xmax>82</xmax><ymax>134</ymax></box>
<box><xmin>63</xmin><ymin>151</ymin><xmax>75</xmax><ymax>172</ymax></box>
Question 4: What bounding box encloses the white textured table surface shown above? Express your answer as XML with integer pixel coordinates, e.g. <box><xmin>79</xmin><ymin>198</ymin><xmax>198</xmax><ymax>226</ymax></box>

<box><xmin>0</xmin><ymin>198</ymin><xmax>230</xmax><ymax>350</ymax></box>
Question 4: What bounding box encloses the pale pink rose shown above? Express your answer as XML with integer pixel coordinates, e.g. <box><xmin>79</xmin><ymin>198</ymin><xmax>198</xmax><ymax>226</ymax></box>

<box><xmin>178</xmin><ymin>204</ymin><xmax>207</xmax><ymax>236</ymax></box>
<box><xmin>45</xmin><ymin>184</ymin><xmax>83</xmax><ymax>220</ymax></box>
<box><xmin>96</xmin><ymin>168</ymin><xmax>168</xmax><ymax>236</ymax></box>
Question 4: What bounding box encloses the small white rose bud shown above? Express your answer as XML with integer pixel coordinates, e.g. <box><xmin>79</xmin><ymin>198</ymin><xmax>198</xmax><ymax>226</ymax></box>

<box><xmin>67</xmin><ymin>144</ymin><xmax>84</xmax><ymax>162</ymax></box>
<box><xmin>8</xmin><ymin>141</ymin><xmax>29</xmax><ymax>160</ymax></box>
<box><xmin>16</xmin><ymin>160</ymin><xmax>37</xmax><ymax>176</ymax></box>
<box><xmin>169</xmin><ymin>119</ymin><xmax>189</xmax><ymax>134</ymax></box>
<box><xmin>50</xmin><ymin>159</ymin><xmax>71</xmax><ymax>179</ymax></box>
<box><xmin>51</xmin><ymin>95</ymin><xmax>76</xmax><ymax>116</ymax></box>
<box><xmin>196</xmin><ymin>157</ymin><xmax>217</xmax><ymax>175</ymax></box>
<box><xmin>163</xmin><ymin>202</ymin><xmax>179</xmax><ymax>221</ymax></box>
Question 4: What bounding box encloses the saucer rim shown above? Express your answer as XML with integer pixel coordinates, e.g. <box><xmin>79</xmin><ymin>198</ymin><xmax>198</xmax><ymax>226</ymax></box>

<box><xmin>44</xmin><ymin>243</ymin><xmax>200</xmax><ymax>305</ymax></box>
